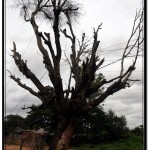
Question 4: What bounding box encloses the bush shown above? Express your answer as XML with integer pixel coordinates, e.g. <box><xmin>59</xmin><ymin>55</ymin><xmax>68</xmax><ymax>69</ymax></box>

<box><xmin>132</xmin><ymin>125</ymin><xmax>144</xmax><ymax>136</ymax></box>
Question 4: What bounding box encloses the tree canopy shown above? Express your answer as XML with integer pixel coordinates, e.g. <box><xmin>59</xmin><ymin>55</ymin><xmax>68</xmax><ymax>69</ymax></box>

<box><xmin>4</xmin><ymin>114</ymin><xmax>26</xmax><ymax>135</ymax></box>
<box><xmin>5</xmin><ymin>107</ymin><xmax>129</xmax><ymax>145</ymax></box>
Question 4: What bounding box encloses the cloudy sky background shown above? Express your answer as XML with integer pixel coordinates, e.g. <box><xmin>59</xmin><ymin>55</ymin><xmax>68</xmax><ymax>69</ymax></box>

<box><xmin>5</xmin><ymin>0</ymin><xmax>144</xmax><ymax>129</ymax></box>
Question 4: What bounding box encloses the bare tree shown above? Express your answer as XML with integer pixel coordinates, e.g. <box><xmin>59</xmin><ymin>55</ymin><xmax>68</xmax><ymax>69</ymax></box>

<box><xmin>8</xmin><ymin>0</ymin><xmax>144</xmax><ymax>150</ymax></box>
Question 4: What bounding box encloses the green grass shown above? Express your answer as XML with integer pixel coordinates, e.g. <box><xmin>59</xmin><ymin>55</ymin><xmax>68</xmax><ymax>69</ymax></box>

<box><xmin>72</xmin><ymin>134</ymin><xmax>143</xmax><ymax>150</ymax></box>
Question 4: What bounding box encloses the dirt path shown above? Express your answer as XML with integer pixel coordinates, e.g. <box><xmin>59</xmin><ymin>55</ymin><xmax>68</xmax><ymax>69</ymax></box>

<box><xmin>4</xmin><ymin>145</ymin><xmax>49</xmax><ymax>150</ymax></box>
<box><xmin>5</xmin><ymin>145</ymin><xmax>29</xmax><ymax>150</ymax></box>
<box><xmin>4</xmin><ymin>145</ymin><xmax>73</xmax><ymax>150</ymax></box>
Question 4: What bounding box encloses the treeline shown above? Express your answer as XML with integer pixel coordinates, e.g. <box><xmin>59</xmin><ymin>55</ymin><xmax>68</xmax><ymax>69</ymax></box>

<box><xmin>72</xmin><ymin>107</ymin><xmax>144</xmax><ymax>145</ymax></box>
<box><xmin>4</xmin><ymin>106</ymin><xmax>143</xmax><ymax>145</ymax></box>
<box><xmin>73</xmin><ymin>107</ymin><xmax>128</xmax><ymax>145</ymax></box>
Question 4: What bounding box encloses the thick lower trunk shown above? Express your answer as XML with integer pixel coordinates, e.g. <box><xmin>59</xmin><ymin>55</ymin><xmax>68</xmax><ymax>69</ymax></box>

<box><xmin>49</xmin><ymin>119</ymin><xmax>75</xmax><ymax>150</ymax></box>
<box><xmin>56</xmin><ymin>121</ymin><xmax>74</xmax><ymax>150</ymax></box>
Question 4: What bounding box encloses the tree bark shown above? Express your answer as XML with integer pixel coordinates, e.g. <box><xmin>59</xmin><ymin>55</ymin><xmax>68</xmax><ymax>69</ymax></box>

<box><xmin>49</xmin><ymin>118</ymin><xmax>75</xmax><ymax>150</ymax></box>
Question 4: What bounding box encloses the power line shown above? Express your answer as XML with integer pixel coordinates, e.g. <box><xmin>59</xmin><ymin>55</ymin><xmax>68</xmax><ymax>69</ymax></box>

<box><xmin>99</xmin><ymin>48</ymin><xmax>143</xmax><ymax>56</ymax></box>
<box><xmin>12</xmin><ymin>58</ymin><xmax>88</xmax><ymax>113</ymax></box>
<box><xmin>100</xmin><ymin>47</ymin><xmax>125</xmax><ymax>53</ymax></box>
<box><xmin>8</xmin><ymin>93</ymin><xmax>29</xmax><ymax>113</ymax></box>
<box><xmin>98</xmin><ymin>42</ymin><xmax>143</xmax><ymax>56</ymax></box>
<box><xmin>7</xmin><ymin>58</ymin><xmax>66</xmax><ymax>97</ymax></box>
<box><xmin>6</xmin><ymin>19</ymin><xmax>45</xmax><ymax>86</ymax></box>
<box><xmin>12</xmin><ymin>63</ymin><xmax>68</xmax><ymax>114</ymax></box>
<box><xmin>101</xmin><ymin>70</ymin><xmax>142</xmax><ymax>72</ymax></box>
<box><xmin>39</xmin><ymin>71</ymin><xmax>47</xmax><ymax>81</ymax></box>
<box><xmin>6</xmin><ymin>58</ymin><xmax>68</xmax><ymax>95</ymax></box>
<box><xmin>9</xmin><ymin>70</ymin><xmax>48</xmax><ymax>114</ymax></box>
<box><xmin>6</xmin><ymin>84</ymin><xmax>16</xmax><ymax>94</ymax></box>
<box><xmin>120</xmin><ymin>88</ymin><xmax>143</xmax><ymax>91</ymax></box>
<box><xmin>100</xmin><ymin>39</ymin><xmax>138</xmax><ymax>50</ymax></box>
<box><xmin>8</xmin><ymin>59</ymin><xmax>142</xmax><ymax>104</ymax></box>
<box><xmin>6</xmin><ymin>39</ymin><xmax>144</xmax><ymax>114</ymax></box>
<box><xmin>6</xmin><ymin>35</ymin><xmax>35</xmax><ymax>86</ymax></box>
<box><xmin>118</xmin><ymin>91</ymin><xmax>143</xmax><ymax>94</ymax></box>
<box><xmin>6</xmin><ymin>37</ymin><xmax>143</xmax><ymax>87</ymax></box>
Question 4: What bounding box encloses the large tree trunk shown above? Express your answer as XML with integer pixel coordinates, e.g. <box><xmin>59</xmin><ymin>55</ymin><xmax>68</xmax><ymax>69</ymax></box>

<box><xmin>49</xmin><ymin>118</ymin><xmax>76</xmax><ymax>150</ymax></box>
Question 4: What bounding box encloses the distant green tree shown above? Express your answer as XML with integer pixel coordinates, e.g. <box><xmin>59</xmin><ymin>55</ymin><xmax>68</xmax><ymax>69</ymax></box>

<box><xmin>21</xmin><ymin>104</ymin><xmax>128</xmax><ymax>144</ymax></box>
<box><xmin>4</xmin><ymin>107</ymin><xmax>128</xmax><ymax>145</ymax></box>
<box><xmin>4</xmin><ymin>114</ymin><xmax>25</xmax><ymax>135</ymax></box>
<box><xmin>73</xmin><ymin>108</ymin><xmax>128</xmax><ymax>145</ymax></box>
<box><xmin>132</xmin><ymin>125</ymin><xmax>144</xmax><ymax>136</ymax></box>
<box><xmin>75</xmin><ymin>106</ymin><xmax>107</xmax><ymax>140</ymax></box>
<box><xmin>25</xmin><ymin>104</ymin><xmax>56</xmax><ymax>132</ymax></box>
<box><xmin>106</xmin><ymin>110</ymin><xmax>128</xmax><ymax>140</ymax></box>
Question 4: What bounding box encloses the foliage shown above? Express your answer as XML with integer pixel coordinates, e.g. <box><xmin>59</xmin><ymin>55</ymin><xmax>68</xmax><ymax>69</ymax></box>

<box><xmin>5</xmin><ymin>107</ymin><xmax>128</xmax><ymax>144</ymax></box>
<box><xmin>73</xmin><ymin>134</ymin><xmax>143</xmax><ymax>150</ymax></box>
<box><xmin>72</xmin><ymin>108</ymin><xmax>128</xmax><ymax>145</ymax></box>
<box><xmin>132</xmin><ymin>125</ymin><xmax>144</xmax><ymax>136</ymax></box>
<box><xmin>5</xmin><ymin>110</ymin><xmax>143</xmax><ymax>148</ymax></box>
<box><xmin>4</xmin><ymin>114</ymin><xmax>26</xmax><ymax>135</ymax></box>
<box><xmin>24</xmin><ymin>106</ymin><xmax>128</xmax><ymax>143</ymax></box>
<box><xmin>25</xmin><ymin>105</ymin><xmax>56</xmax><ymax>131</ymax></box>
<box><xmin>24</xmin><ymin>104</ymin><xmax>72</xmax><ymax>133</ymax></box>
<box><xmin>105</xmin><ymin>110</ymin><xmax>128</xmax><ymax>140</ymax></box>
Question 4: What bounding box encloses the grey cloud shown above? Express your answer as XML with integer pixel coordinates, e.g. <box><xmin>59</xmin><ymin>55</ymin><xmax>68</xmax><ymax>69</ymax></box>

<box><xmin>127</xmin><ymin>118</ymin><xmax>143</xmax><ymax>129</ymax></box>
<box><xmin>107</xmin><ymin>91</ymin><xmax>142</xmax><ymax>103</ymax></box>
<box><xmin>6</xmin><ymin>90</ymin><xmax>41</xmax><ymax>115</ymax></box>
<box><xmin>5</xmin><ymin>0</ymin><xmax>144</xmax><ymax>129</ymax></box>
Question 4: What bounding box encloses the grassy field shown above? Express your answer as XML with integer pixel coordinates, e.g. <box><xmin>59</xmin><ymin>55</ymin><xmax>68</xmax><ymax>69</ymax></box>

<box><xmin>73</xmin><ymin>135</ymin><xmax>143</xmax><ymax>150</ymax></box>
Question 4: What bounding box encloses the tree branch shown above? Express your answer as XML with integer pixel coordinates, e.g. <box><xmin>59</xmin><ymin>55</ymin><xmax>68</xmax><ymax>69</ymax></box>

<box><xmin>120</xmin><ymin>9</ymin><xmax>144</xmax><ymax>77</ymax></box>
<box><xmin>61</xmin><ymin>29</ymin><xmax>73</xmax><ymax>41</ymax></box>
<box><xmin>7</xmin><ymin>70</ymin><xmax>44</xmax><ymax>101</ymax></box>
<box><xmin>11</xmin><ymin>42</ymin><xmax>45</xmax><ymax>92</ymax></box>
<box><xmin>53</xmin><ymin>8</ymin><xmax>62</xmax><ymax>62</ymax></box>
<box><xmin>39</xmin><ymin>31</ymin><xmax>56</xmax><ymax>64</ymax></box>
<box><xmin>89</xmin><ymin>81</ymin><xmax>125</xmax><ymax>107</ymax></box>
<box><xmin>30</xmin><ymin>13</ymin><xmax>56</xmax><ymax>87</ymax></box>
<box><xmin>29</xmin><ymin>2</ymin><xmax>64</xmax><ymax>105</ymax></box>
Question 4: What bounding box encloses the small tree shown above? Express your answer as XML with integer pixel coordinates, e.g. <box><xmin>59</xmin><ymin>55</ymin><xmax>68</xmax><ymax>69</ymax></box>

<box><xmin>106</xmin><ymin>110</ymin><xmax>127</xmax><ymax>140</ymax></box>
<box><xmin>7</xmin><ymin>1</ymin><xmax>144</xmax><ymax>149</ymax></box>
<box><xmin>4</xmin><ymin>114</ymin><xmax>26</xmax><ymax>135</ymax></box>
<box><xmin>132</xmin><ymin>125</ymin><xmax>144</xmax><ymax>136</ymax></box>
<box><xmin>76</xmin><ymin>108</ymin><xmax>128</xmax><ymax>143</ymax></box>
<box><xmin>25</xmin><ymin>104</ymin><xmax>56</xmax><ymax>131</ymax></box>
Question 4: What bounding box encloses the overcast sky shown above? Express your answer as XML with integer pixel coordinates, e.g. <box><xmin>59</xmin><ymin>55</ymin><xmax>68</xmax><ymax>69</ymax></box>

<box><xmin>5</xmin><ymin>0</ymin><xmax>144</xmax><ymax>129</ymax></box>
